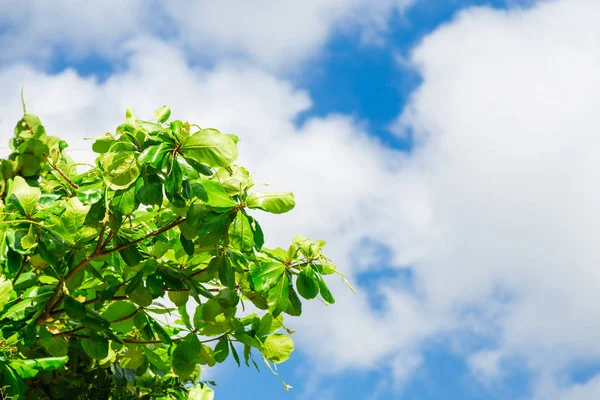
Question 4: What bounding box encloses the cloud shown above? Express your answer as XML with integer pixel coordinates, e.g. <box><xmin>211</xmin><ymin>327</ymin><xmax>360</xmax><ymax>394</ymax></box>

<box><xmin>0</xmin><ymin>0</ymin><xmax>415</xmax><ymax>70</ymax></box>
<box><xmin>388</xmin><ymin>0</ymin><xmax>600</xmax><ymax>396</ymax></box>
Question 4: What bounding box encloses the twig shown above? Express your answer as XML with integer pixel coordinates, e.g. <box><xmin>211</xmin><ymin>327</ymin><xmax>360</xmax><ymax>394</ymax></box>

<box><xmin>101</xmin><ymin>218</ymin><xmax>185</xmax><ymax>256</ymax></box>
<box><xmin>11</xmin><ymin>255</ymin><xmax>28</xmax><ymax>284</ymax></box>
<box><xmin>42</xmin><ymin>153</ymin><xmax>79</xmax><ymax>189</ymax></box>
<box><xmin>49</xmin><ymin>295</ymin><xmax>128</xmax><ymax>317</ymax></box>
<box><xmin>94</xmin><ymin>224</ymin><xmax>107</xmax><ymax>254</ymax></box>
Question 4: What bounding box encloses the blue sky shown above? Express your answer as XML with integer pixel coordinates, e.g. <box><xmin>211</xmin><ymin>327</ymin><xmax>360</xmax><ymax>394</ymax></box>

<box><xmin>3</xmin><ymin>0</ymin><xmax>600</xmax><ymax>399</ymax></box>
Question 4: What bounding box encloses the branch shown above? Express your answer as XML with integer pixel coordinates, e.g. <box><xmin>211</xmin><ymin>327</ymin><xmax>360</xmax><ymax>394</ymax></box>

<box><xmin>12</xmin><ymin>255</ymin><xmax>28</xmax><ymax>284</ymax></box>
<box><xmin>38</xmin><ymin>218</ymin><xmax>186</xmax><ymax>325</ymax></box>
<box><xmin>94</xmin><ymin>224</ymin><xmax>107</xmax><ymax>254</ymax></box>
<box><xmin>101</xmin><ymin>217</ymin><xmax>186</xmax><ymax>256</ymax></box>
<box><xmin>53</xmin><ymin>326</ymin><xmax>85</xmax><ymax>337</ymax></box>
<box><xmin>49</xmin><ymin>295</ymin><xmax>128</xmax><ymax>318</ymax></box>
<box><xmin>100</xmin><ymin>229</ymin><xmax>117</xmax><ymax>251</ymax></box>
<box><xmin>42</xmin><ymin>153</ymin><xmax>79</xmax><ymax>189</ymax></box>
<box><xmin>52</xmin><ymin>307</ymin><xmax>140</xmax><ymax>337</ymax></box>
<box><xmin>111</xmin><ymin>307</ymin><xmax>140</xmax><ymax>323</ymax></box>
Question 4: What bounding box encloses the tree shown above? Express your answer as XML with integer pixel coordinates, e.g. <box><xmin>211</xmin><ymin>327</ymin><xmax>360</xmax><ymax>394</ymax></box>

<box><xmin>0</xmin><ymin>103</ymin><xmax>346</xmax><ymax>399</ymax></box>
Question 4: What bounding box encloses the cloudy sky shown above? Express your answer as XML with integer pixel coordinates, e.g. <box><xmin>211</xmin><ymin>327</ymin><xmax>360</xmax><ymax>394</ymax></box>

<box><xmin>2</xmin><ymin>0</ymin><xmax>600</xmax><ymax>398</ymax></box>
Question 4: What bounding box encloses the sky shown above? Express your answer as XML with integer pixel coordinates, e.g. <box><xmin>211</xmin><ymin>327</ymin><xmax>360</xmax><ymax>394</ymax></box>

<box><xmin>2</xmin><ymin>0</ymin><xmax>600</xmax><ymax>398</ymax></box>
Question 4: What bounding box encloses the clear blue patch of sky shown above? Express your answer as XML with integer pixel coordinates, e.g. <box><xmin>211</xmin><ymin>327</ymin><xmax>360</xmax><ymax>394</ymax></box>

<box><xmin>400</xmin><ymin>340</ymin><xmax>532</xmax><ymax>400</ymax></box>
<box><xmin>212</xmin><ymin>337</ymin><xmax>532</xmax><ymax>400</ymax></box>
<box><xmin>567</xmin><ymin>359</ymin><xmax>600</xmax><ymax>386</ymax></box>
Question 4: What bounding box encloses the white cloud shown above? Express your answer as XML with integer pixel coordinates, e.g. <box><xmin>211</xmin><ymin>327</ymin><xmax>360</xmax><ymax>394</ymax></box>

<box><xmin>0</xmin><ymin>0</ymin><xmax>415</xmax><ymax>70</ymax></box>
<box><xmin>0</xmin><ymin>0</ymin><xmax>151</xmax><ymax>64</ymax></box>
<box><xmin>468</xmin><ymin>350</ymin><xmax>503</xmax><ymax>380</ymax></box>
<box><xmin>388</xmin><ymin>0</ymin><xmax>600</xmax><ymax>396</ymax></box>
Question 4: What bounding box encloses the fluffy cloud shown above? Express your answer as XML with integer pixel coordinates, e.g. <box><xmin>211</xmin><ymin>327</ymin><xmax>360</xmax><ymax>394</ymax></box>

<box><xmin>0</xmin><ymin>0</ymin><xmax>414</xmax><ymax>70</ymax></box>
<box><xmin>390</xmin><ymin>0</ymin><xmax>600</xmax><ymax>396</ymax></box>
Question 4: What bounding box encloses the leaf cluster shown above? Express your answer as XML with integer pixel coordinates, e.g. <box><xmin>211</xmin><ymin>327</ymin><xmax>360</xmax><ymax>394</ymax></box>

<box><xmin>0</xmin><ymin>106</ymin><xmax>346</xmax><ymax>399</ymax></box>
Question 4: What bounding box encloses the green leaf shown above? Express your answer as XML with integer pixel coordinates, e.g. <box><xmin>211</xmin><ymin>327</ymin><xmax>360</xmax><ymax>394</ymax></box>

<box><xmin>201</xmin><ymin>299</ymin><xmax>222</xmax><ymax>322</ymax></box>
<box><xmin>186</xmin><ymin>204</ymin><xmax>229</xmax><ymax>234</ymax></box>
<box><xmin>211</xmin><ymin>165</ymin><xmax>253</xmax><ymax>194</ymax></box>
<box><xmin>116</xmin><ymin>237</ymin><xmax>142</xmax><ymax>267</ymax></box>
<box><xmin>92</xmin><ymin>136</ymin><xmax>114</xmax><ymax>153</ymax></box>
<box><xmin>267</xmin><ymin>274</ymin><xmax>292</xmax><ymax>316</ymax></box>
<box><xmin>10</xmin><ymin>357</ymin><xmax>68</xmax><ymax>379</ymax></box>
<box><xmin>214</xmin><ymin>336</ymin><xmax>229</xmax><ymax>363</ymax></box>
<box><xmin>230</xmin><ymin>341</ymin><xmax>240</xmax><ymax>367</ymax></box>
<box><xmin>164</xmin><ymin>158</ymin><xmax>183</xmax><ymax>194</ymax></box>
<box><xmin>256</xmin><ymin>314</ymin><xmax>273</xmax><ymax>338</ymax></box>
<box><xmin>251</xmin><ymin>262</ymin><xmax>285</xmax><ymax>292</ymax></box>
<box><xmin>198</xmin><ymin>180</ymin><xmax>237</xmax><ymax>210</ymax></box>
<box><xmin>181</xmin><ymin>234</ymin><xmax>194</xmax><ymax>256</ymax></box>
<box><xmin>229</xmin><ymin>212</ymin><xmax>254</xmax><ymax>252</ymax></box>
<box><xmin>172</xmin><ymin>333</ymin><xmax>201</xmax><ymax>379</ymax></box>
<box><xmin>120</xmin><ymin>347</ymin><xmax>145</xmax><ymax>370</ymax></box>
<box><xmin>198</xmin><ymin>344</ymin><xmax>216</xmax><ymax>366</ymax></box>
<box><xmin>10</xmin><ymin>176</ymin><xmax>41</xmax><ymax>216</ymax></box>
<box><xmin>148</xmin><ymin>316</ymin><xmax>172</xmax><ymax>345</ymax></box>
<box><xmin>81</xmin><ymin>311</ymin><xmax>110</xmax><ymax>332</ymax></box>
<box><xmin>318</xmin><ymin>275</ymin><xmax>335</xmax><ymax>304</ymax></box>
<box><xmin>0</xmin><ymin>276</ymin><xmax>13</xmax><ymax>310</ymax></box>
<box><xmin>154</xmin><ymin>105</ymin><xmax>171</xmax><ymax>123</ymax></box>
<box><xmin>1</xmin><ymin>365</ymin><xmax>27</xmax><ymax>397</ymax></box>
<box><xmin>111</xmin><ymin>184</ymin><xmax>138</xmax><ymax>216</ymax></box>
<box><xmin>188</xmin><ymin>385</ymin><xmax>215</xmax><ymax>400</ymax></box>
<box><xmin>5</xmin><ymin>249</ymin><xmax>21</xmax><ymax>274</ymax></box>
<box><xmin>102</xmin><ymin>301</ymin><xmax>137</xmax><ymax>333</ymax></box>
<box><xmin>77</xmin><ymin>184</ymin><xmax>104</xmax><ymax>204</ymax></box>
<box><xmin>182</xmin><ymin>128</ymin><xmax>238</xmax><ymax>168</ymax></box>
<box><xmin>64</xmin><ymin>296</ymin><xmax>87</xmax><ymax>320</ymax></box>
<box><xmin>246</xmin><ymin>191</ymin><xmax>295</xmax><ymax>214</ymax></box>
<box><xmin>102</xmin><ymin>152</ymin><xmax>141</xmax><ymax>190</ymax></box>
<box><xmin>168</xmin><ymin>291</ymin><xmax>189</xmax><ymax>307</ymax></box>
<box><xmin>218</xmin><ymin>256</ymin><xmax>235</xmax><ymax>289</ymax></box>
<box><xmin>40</xmin><ymin>336</ymin><xmax>69</xmax><ymax>357</ymax></box>
<box><xmin>85</xmin><ymin>198</ymin><xmax>106</xmax><ymax>227</ymax></box>
<box><xmin>142</xmin><ymin>347</ymin><xmax>170</xmax><ymax>372</ymax></box>
<box><xmin>138</xmin><ymin>143</ymin><xmax>171</xmax><ymax>169</ymax></box>
<box><xmin>287</xmin><ymin>286</ymin><xmax>302</xmax><ymax>316</ymax></box>
<box><xmin>129</xmin><ymin>285</ymin><xmax>153</xmax><ymax>307</ymax></box>
<box><xmin>262</xmin><ymin>334</ymin><xmax>294</xmax><ymax>364</ymax></box>
<box><xmin>81</xmin><ymin>337</ymin><xmax>109</xmax><ymax>360</ymax></box>
<box><xmin>296</xmin><ymin>266</ymin><xmax>319</xmax><ymax>300</ymax></box>
<box><xmin>136</xmin><ymin>173</ymin><xmax>163</xmax><ymax>206</ymax></box>
<box><xmin>61</xmin><ymin>197</ymin><xmax>90</xmax><ymax>234</ymax></box>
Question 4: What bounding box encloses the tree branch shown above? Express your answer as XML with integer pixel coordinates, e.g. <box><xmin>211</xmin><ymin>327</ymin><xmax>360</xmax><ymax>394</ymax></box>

<box><xmin>100</xmin><ymin>217</ymin><xmax>186</xmax><ymax>256</ymax></box>
<box><xmin>37</xmin><ymin>218</ymin><xmax>186</xmax><ymax>325</ymax></box>
<box><xmin>94</xmin><ymin>224</ymin><xmax>107</xmax><ymax>254</ymax></box>
<box><xmin>42</xmin><ymin>153</ymin><xmax>79</xmax><ymax>189</ymax></box>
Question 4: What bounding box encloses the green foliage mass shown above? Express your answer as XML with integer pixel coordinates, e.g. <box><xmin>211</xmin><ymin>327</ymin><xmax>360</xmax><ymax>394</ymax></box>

<box><xmin>0</xmin><ymin>105</ymin><xmax>345</xmax><ymax>399</ymax></box>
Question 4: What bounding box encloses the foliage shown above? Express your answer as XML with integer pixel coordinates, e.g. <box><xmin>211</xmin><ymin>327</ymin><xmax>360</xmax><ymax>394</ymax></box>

<box><xmin>0</xmin><ymin>104</ymin><xmax>345</xmax><ymax>399</ymax></box>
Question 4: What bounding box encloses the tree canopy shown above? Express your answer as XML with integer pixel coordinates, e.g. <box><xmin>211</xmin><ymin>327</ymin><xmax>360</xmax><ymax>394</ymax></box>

<box><xmin>0</xmin><ymin>104</ymin><xmax>346</xmax><ymax>399</ymax></box>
